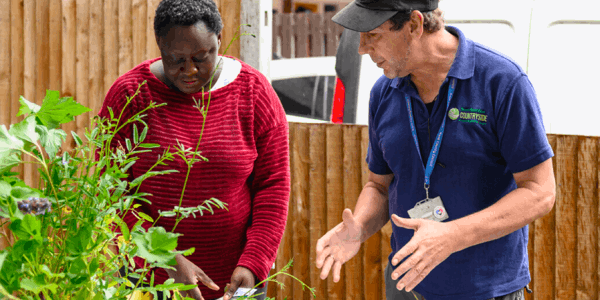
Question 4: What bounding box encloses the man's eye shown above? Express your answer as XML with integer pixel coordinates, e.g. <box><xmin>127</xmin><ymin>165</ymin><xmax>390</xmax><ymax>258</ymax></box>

<box><xmin>192</xmin><ymin>57</ymin><xmax>204</xmax><ymax>63</ymax></box>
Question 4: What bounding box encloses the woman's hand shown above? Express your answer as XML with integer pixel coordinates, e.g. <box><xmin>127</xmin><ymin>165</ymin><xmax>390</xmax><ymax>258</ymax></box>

<box><xmin>223</xmin><ymin>266</ymin><xmax>256</xmax><ymax>300</ymax></box>
<box><xmin>165</xmin><ymin>254</ymin><xmax>220</xmax><ymax>300</ymax></box>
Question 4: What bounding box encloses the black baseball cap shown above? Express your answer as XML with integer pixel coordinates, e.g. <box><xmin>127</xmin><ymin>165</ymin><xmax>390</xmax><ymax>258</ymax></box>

<box><xmin>332</xmin><ymin>0</ymin><xmax>438</xmax><ymax>32</ymax></box>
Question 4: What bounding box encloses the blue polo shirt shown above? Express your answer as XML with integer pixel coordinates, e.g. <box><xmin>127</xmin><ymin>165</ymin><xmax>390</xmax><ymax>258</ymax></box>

<box><xmin>367</xmin><ymin>26</ymin><xmax>553</xmax><ymax>300</ymax></box>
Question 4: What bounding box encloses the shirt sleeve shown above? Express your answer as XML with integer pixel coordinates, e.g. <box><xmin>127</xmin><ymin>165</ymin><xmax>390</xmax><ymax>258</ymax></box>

<box><xmin>495</xmin><ymin>74</ymin><xmax>554</xmax><ymax>173</ymax></box>
<box><xmin>367</xmin><ymin>83</ymin><xmax>393</xmax><ymax>175</ymax></box>
<box><xmin>237</xmin><ymin>73</ymin><xmax>290</xmax><ymax>287</ymax></box>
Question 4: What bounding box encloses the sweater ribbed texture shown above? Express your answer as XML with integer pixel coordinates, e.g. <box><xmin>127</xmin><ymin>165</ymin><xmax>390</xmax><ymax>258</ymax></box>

<box><xmin>98</xmin><ymin>57</ymin><xmax>290</xmax><ymax>299</ymax></box>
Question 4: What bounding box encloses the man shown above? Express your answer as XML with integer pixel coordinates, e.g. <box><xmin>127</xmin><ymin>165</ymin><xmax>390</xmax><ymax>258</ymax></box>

<box><xmin>315</xmin><ymin>0</ymin><xmax>556</xmax><ymax>299</ymax></box>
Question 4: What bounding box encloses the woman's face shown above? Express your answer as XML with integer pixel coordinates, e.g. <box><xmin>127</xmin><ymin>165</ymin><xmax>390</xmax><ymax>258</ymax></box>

<box><xmin>157</xmin><ymin>22</ymin><xmax>222</xmax><ymax>94</ymax></box>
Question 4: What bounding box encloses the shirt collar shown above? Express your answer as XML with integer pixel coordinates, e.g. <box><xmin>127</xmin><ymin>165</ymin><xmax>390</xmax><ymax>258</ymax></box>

<box><xmin>390</xmin><ymin>25</ymin><xmax>474</xmax><ymax>89</ymax></box>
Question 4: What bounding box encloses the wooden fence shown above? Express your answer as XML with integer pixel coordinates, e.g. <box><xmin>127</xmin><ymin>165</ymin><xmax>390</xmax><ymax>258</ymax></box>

<box><xmin>272</xmin><ymin>12</ymin><xmax>344</xmax><ymax>58</ymax></box>
<box><xmin>268</xmin><ymin>123</ymin><xmax>600</xmax><ymax>300</ymax></box>
<box><xmin>0</xmin><ymin>0</ymin><xmax>243</xmax><ymax>189</ymax></box>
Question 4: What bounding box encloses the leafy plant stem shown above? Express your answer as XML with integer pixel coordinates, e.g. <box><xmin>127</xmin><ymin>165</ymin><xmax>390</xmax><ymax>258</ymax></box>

<box><xmin>173</xmin><ymin>24</ymin><xmax>252</xmax><ymax>225</ymax></box>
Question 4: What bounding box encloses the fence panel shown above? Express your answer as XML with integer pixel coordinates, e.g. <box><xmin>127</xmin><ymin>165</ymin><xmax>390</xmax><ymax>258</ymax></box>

<box><xmin>283</xmin><ymin>124</ymin><xmax>599</xmax><ymax>300</ymax></box>
<box><xmin>272</xmin><ymin>12</ymin><xmax>343</xmax><ymax>58</ymax></box>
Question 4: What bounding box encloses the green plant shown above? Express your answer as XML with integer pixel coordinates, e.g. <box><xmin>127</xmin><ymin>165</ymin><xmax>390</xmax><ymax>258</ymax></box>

<box><xmin>0</xmin><ymin>24</ymin><xmax>314</xmax><ymax>300</ymax></box>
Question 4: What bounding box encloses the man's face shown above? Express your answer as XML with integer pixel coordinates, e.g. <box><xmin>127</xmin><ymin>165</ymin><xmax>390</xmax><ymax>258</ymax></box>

<box><xmin>158</xmin><ymin>22</ymin><xmax>222</xmax><ymax>94</ymax></box>
<box><xmin>358</xmin><ymin>21</ymin><xmax>413</xmax><ymax>79</ymax></box>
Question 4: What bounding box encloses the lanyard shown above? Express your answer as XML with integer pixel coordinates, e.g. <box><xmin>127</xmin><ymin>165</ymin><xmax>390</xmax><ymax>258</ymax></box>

<box><xmin>405</xmin><ymin>78</ymin><xmax>457</xmax><ymax>199</ymax></box>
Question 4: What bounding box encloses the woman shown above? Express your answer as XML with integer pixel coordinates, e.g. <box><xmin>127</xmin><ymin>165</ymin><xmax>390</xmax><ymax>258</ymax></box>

<box><xmin>98</xmin><ymin>0</ymin><xmax>290</xmax><ymax>299</ymax></box>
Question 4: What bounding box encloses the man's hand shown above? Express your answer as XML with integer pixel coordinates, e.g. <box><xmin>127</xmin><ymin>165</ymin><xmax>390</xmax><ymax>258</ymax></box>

<box><xmin>223</xmin><ymin>266</ymin><xmax>256</xmax><ymax>300</ymax></box>
<box><xmin>316</xmin><ymin>208</ymin><xmax>364</xmax><ymax>283</ymax></box>
<box><xmin>389</xmin><ymin>214</ymin><xmax>461</xmax><ymax>292</ymax></box>
<box><xmin>165</xmin><ymin>254</ymin><xmax>220</xmax><ymax>300</ymax></box>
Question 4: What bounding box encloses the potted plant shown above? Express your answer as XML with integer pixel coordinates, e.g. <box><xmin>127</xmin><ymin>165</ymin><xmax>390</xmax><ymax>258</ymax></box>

<box><xmin>0</xmin><ymin>26</ymin><xmax>315</xmax><ymax>300</ymax></box>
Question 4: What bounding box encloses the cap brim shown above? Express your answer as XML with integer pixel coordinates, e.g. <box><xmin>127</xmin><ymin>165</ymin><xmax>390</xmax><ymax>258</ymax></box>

<box><xmin>332</xmin><ymin>1</ymin><xmax>398</xmax><ymax>32</ymax></box>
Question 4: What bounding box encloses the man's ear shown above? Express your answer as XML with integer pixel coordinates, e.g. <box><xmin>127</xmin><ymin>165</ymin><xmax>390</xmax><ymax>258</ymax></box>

<box><xmin>408</xmin><ymin>10</ymin><xmax>424</xmax><ymax>38</ymax></box>
<box><xmin>217</xmin><ymin>32</ymin><xmax>222</xmax><ymax>49</ymax></box>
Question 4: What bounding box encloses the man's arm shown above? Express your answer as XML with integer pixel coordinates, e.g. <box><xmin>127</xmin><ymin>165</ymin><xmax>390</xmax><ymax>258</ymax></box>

<box><xmin>452</xmin><ymin>158</ymin><xmax>556</xmax><ymax>251</ymax></box>
<box><xmin>355</xmin><ymin>171</ymin><xmax>394</xmax><ymax>243</ymax></box>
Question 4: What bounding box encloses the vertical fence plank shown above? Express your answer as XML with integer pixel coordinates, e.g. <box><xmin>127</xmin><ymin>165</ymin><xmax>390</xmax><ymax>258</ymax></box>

<box><xmin>48</xmin><ymin>0</ymin><xmax>62</xmax><ymax>92</ymax></box>
<box><xmin>35</xmin><ymin>0</ymin><xmax>49</xmax><ymax>102</ymax></box>
<box><xmin>294</xmin><ymin>13</ymin><xmax>309</xmax><ymax>58</ymax></box>
<box><xmin>132</xmin><ymin>0</ymin><xmax>146</xmax><ymax>66</ymax></box>
<box><xmin>146</xmin><ymin>0</ymin><xmax>160</xmax><ymax>60</ymax></box>
<box><xmin>76</xmin><ymin>0</ymin><xmax>90</xmax><ymax>140</ymax></box>
<box><xmin>272</xmin><ymin>12</ymin><xmax>280</xmax><ymax>57</ymax></box>
<box><xmin>0</xmin><ymin>0</ymin><xmax>10</xmax><ymax>127</ymax></box>
<box><xmin>526</xmin><ymin>218</ymin><xmax>534</xmax><ymax>300</ymax></box>
<box><xmin>309</xmin><ymin>124</ymin><xmax>328</xmax><ymax>299</ymax></box>
<box><xmin>309</xmin><ymin>13</ymin><xmax>324</xmax><ymax>57</ymax></box>
<box><xmin>598</xmin><ymin>139</ymin><xmax>600</xmax><ymax>300</ymax></box>
<box><xmin>118</xmin><ymin>0</ymin><xmax>132</xmax><ymax>76</ymax></box>
<box><xmin>61</xmin><ymin>0</ymin><xmax>76</xmax><ymax>150</ymax></box>
<box><xmin>104</xmin><ymin>0</ymin><xmax>118</xmax><ymax>95</ymax></box>
<box><xmin>34</xmin><ymin>0</ymin><xmax>50</xmax><ymax>188</ymax></box>
<box><xmin>555</xmin><ymin>135</ymin><xmax>578</xmax><ymax>300</ymax></box>
<box><xmin>219</xmin><ymin>0</ymin><xmax>240</xmax><ymax>58</ymax></box>
<box><xmin>10</xmin><ymin>0</ymin><xmax>24</xmax><ymax>126</ymax></box>
<box><xmin>22</xmin><ymin>0</ymin><xmax>35</xmax><ymax>186</ymax></box>
<box><xmin>533</xmin><ymin>134</ymin><xmax>557</xmax><ymax>300</ymax></box>
<box><xmin>361</xmin><ymin>126</ymin><xmax>382</xmax><ymax>300</ymax></box>
<box><xmin>324</xmin><ymin>12</ymin><xmax>337</xmax><ymax>56</ymax></box>
<box><xmin>326</xmin><ymin>124</ymin><xmax>345</xmax><ymax>300</ymax></box>
<box><xmin>576</xmin><ymin>137</ymin><xmax>598</xmax><ymax>300</ymax></box>
<box><xmin>292</xmin><ymin>124</ymin><xmax>311</xmax><ymax>300</ymax></box>
<box><xmin>280</xmin><ymin>13</ymin><xmax>293</xmax><ymax>58</ymax></box>
<box><xmin>89</xmin><ymin>0</ymin><xmax>103</xmax><ymax>116</ymax></box>
<box><xmin>10</xmin><ymin>0</ymin><xmax>24</xmax><ymax>181</ymax></box>
<box><xmin>342</xmin><ymin>125</ymin><xmax>364</xmax><ymax>300</ymax></box>
<box><xmin>275</xmin><ymin>124</ymin><xmax>295</xmax><ymax>300</ymax></box>
<box><xmin>381</xmin><ymin>221</ymin><xmax>392</xmax><ymax>299</ymax></box>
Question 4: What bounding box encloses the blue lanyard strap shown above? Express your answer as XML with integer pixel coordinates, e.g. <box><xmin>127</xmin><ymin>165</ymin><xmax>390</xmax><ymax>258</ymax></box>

<box><xmin>405</xmin><ymin>78</ymin><xmax>457</xmax><ymax>195</ymax></box>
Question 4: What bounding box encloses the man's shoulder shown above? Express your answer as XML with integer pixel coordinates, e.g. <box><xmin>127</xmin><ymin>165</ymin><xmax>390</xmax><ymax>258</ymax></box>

<box><xmin>471</xmin><ymin>41</ymin><xmax>525</xmax><ymax>78</ymax></box>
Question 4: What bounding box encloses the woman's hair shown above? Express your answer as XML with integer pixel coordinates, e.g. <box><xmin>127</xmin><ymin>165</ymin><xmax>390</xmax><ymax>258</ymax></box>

<box><xmin>388</xmin><ymin>8</ymin><xmax>444</xmax><ymax>33</ymax></box>
<box><xmin>154</xmin><ymin>0</ymin><xmax>224</xmax><ymax>38</ymax></box>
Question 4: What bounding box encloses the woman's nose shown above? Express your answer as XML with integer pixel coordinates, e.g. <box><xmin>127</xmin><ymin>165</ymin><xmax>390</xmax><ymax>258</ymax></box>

<box><xmin>182</xmin><ymin>59</ymin><xmax>198</xmax><ymax>75</ymax></box>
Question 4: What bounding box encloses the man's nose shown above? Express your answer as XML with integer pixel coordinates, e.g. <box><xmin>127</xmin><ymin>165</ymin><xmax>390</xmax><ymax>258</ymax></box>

<box><xmin>357</xmin><ymin>32</ymin><xmax>370</xmax><ymax>55</ymax></box>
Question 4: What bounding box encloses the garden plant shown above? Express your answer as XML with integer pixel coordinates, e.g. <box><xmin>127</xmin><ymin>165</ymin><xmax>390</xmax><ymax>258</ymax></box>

<box><xmin>0</xmin><ymin>25</ymin><xmax>315</xmax><ymax>300</ymax></box>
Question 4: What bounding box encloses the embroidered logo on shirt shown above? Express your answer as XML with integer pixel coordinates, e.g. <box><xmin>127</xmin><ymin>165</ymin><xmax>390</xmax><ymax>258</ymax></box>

<box><xmin>455</xmin><ymin>107</ymin><xmax>488</xmax><ymax>125</ymax></box>
<box><xmin>448</xmin><ymin>108</ymin><xmax>460</xmax><ymax>120</ymax></box>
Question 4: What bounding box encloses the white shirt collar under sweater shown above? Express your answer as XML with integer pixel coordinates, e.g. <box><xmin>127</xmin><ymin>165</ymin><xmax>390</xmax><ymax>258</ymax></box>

<box><xmin>209</xmin><ymin>56</ymin><xmax>242</xmax><ymax>91</ymax></box>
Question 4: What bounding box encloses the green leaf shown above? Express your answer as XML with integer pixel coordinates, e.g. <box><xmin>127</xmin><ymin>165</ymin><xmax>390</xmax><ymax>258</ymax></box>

<box><xmin>71</xmin><ymin>131</ymin><xmax>83</xmax><ymax>147</ymax></box>
<box><xmin>133</xmin><ymin>124</ymin><xmax>139</xmax><ymax>144</ymax></box>
<box><xmin>113</xmin><ymin>215</ymin><xmax>131</xmax><ymax>241</ymax></box>
<box><xmin>0</xmin><ymin>251</ymin><xmax>7</xmax><ymax>271</ymax></box>
<box><xmin>9</xmin><ymin>115</ymin><xmax>39</xmax><ymax>145</ymax></box>
<box><xmin>36</xmin><ymin>91</ymin><xmax>91</xmax><ymax>129</ymax></box>
<box><xmin>0</xmin><ymin>181</ymin><xmax>11</xmax><ymax>198</ymax></box>
<box><xmin>89</xmin><ymin>257</ymin><xmax>100</xmax><ymax>274</ymax></box>
<box><xmin>17</xmin><ymin>96</ymin><xmax>41</xmax><ymax>117</ymax></box>
<box><xmin>139</xmin><ymin>143</ymin><xmax>160</xmax><ymax>148</ymax></box>
<box><xmin>126</xmin><ymin>138</ymin><xmax>132</xmax><ymax>152</ymax></box>
<box><xmin>137</xmin><ymin>212</ymin><xmax>154</xmax><ymax>223</ymax></box>
<box><xmin>0</xmin><ymin>152</ymin><xmax>20</xmax><ymax>174</ymax></box>
<box><xmin>37</xmin><ymin>127</ymin><xmax>67</xmax><ymax>158</ymax></box>
<box><xmin>140</xmin><ymin>126</ymin><xmax>148</xmax><ymax>143</ymax></box>
<box><xmin>9</xmin><ymin>214</ymin><xmax>42</xmax><ymax>241</ymax></box>
<box><xmin>0</xmin><ymin>125</ymin><xmax>24</xmax><ymax>162</ymax></box>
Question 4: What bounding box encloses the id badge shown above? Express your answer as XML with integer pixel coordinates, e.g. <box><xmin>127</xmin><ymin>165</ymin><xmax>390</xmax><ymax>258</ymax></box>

<box><xmin>214</xmin><ymin>288</ymin><xmax>257</xmax><ymax>300</ymax></box>
<box><xmin>407</xmin><ymin>196</ymin><xmax>449</xmax><ymax>222</ymax></box>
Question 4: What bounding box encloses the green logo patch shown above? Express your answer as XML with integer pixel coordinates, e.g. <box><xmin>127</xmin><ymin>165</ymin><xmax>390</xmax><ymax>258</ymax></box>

<box><xmin>457</xmin><ymin>107</ymin><xmax>488</xmax><ymax>125</ymax></box>
<box><xmin>448</xmin><ymin>108</ymin><xmax>459</xmax><ymax>120</ymax></box>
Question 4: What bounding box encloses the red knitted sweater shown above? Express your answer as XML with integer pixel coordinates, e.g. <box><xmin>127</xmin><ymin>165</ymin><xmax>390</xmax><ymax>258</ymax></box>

<box><xmin>98</xmin><ymin>57</ymin><xmax>290</xmax><ymax>299</ymax></box>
